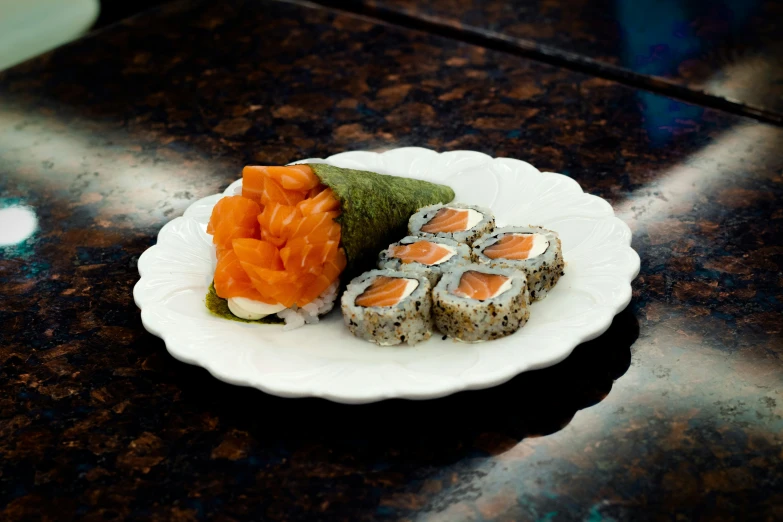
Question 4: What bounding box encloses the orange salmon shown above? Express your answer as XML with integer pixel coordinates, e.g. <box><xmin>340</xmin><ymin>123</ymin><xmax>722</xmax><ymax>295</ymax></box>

<box><xmin>207</xmin><ymin>196</ymin><xmax>261</xmax><ymax>251</ymax></box>
<box><xmin>420</xmin><ymin>208</ymin><xmax>469</xmax><ymax>233</ymax></box>
<box><xmin>355</xmin><ymin>276</ymin><xmax>416</xmax><ymax>307</ymax></box>
<box><xmin>390</xmin><ymin>240</ymin><xmax>453</xmax><ymax>265</ymax></box>
<box><xmin>483</xmin><ymin>234</ymin><xmax>545</xmax><ymax>260</ymax></box>
<box><xmin>210</xmin><ymin>165</ymin><xmax>346</xmax><ymax>309</ymax></box>
<box><xmin>452</xmin><ymin>271</ymin><xmax>509</xmax><ymax>300</ymax></box>
<box><xmin>213</xmin><ymin>249</ymin><xmax>267</xmax><ymax>302</ymax></box>
<box><xmin>258</xmin><ymin>202</ymin><xmax>300</xmax><ymax>239</ymax></box>
<box><xmin>297</xmin><ymin>187</ymin><xmax>340</xmax><ymax>215</ymax></box>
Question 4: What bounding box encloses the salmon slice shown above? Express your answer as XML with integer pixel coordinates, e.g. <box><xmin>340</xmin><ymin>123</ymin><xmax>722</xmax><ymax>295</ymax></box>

<box><xmin>280</xmin><ymin>239</ymin><xmax>338</xmax><ymax>275</ymax></box>
<box><xmin>390</xmin><ymin>241</ymin><xmax>452</xmax><ymax>265</ymax></box>
<box><xmin>208</xmin><ymin>196</ymin><xmax>262</xmax><ymax>250</ymax></box>
<box><xmin>483</xmin><ymin>234</ymin><xmax>543</xmax><ymax>260</ymax></box>
<box><xmin>258</xmin><ymin>203</ymin><xmax>300</xmax><ymax>238</ymax></box>
<box><xmin>297</xmin><ymin>248</ymin><xmax>347</xmax><ymax>305</ymax></box>
<box><xmin>297</xmin><ymin>188</ymin><xmax>340</xmax><ymax>215</ymax></box>
<box><xmin>286</xmin><ymin>211</ymin><xmax>341</xmax><ymax>241</ymax></box>
<box><xmin>241</xmin><ymin>166</ymin><xmax>266</xmax><ymax>204</ymax></box>
<box><xmin>213</xmin><ymin>249</ymin><xmax>266</xmax><ymax>301</ymax></box>
<box><xmin>232</xmin><ymin>238</ymin><xmax>284</xmax><ymax>271</ymax></box>
<box><xmin>242</xmin><ymin>265</ymin><xmax>304</xmax><ymax>308</ymax></box>
<box><xmin>261</xmin><ymin>176</ymin><xmax>307</xmax><ymax>207</ymax></box>
<box><xmin>420</xmin><ymin>208</ymin><xmax>469</xmax><ymax>233</ymax></box>
<box><xmin>265</xmin><ymin>165</ymin><xmax>320</xmax><ymax>191</ymax></box>
<box><xmin>452</xmin><ymin>271</ymin><xmax>509</xmax><ymax>301</ymax></box>
<box><xmin>260</xmin><ymin>228</ymin><xmax>287</xmax><ymax>248</ymax></box>
<box><xmin>355</xmin><ymin>276</ymin><xmax>414</xmax><ymax>307</ymax></box>
<box><xmin>306</xmin><ymin>185</ymin><xmax>323</xmax><ymax>199</ymax></box>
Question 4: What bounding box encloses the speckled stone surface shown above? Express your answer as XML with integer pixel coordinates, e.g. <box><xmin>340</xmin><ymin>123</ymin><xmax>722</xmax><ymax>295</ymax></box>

<box><xmin>362</xmin><ymin>0</ymin><xmax>783</xmax><ymax>118</ymax></box>
<box><xmin>1</xmin><ymin>0</ymin><xmax>782</xmax><ymax>520</ymax></box>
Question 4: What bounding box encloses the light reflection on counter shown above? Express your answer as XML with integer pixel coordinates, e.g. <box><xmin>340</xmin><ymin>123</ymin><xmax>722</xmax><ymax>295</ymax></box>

<box><xmin>0</xmin><ymin>101</ymin><xmax>232</xmax><ymax>228</ymax></box>
<box><xmin>0</xmin><ymin>204</ymin><xmax>38</xmax><ymax>246</ymax></box>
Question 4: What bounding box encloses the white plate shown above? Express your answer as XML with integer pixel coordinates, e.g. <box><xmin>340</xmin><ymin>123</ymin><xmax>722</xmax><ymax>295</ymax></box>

<box><xmin>133</xmin><ymin>148</ymin><xmax>639</xmax><ymax>404</ymax></box>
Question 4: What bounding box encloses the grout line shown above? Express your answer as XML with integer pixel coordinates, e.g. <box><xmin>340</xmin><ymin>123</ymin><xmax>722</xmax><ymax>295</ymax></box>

<box><xmin>306</xmin><ymin>0</ymin><xmax>783</xmax><ymax>126</ymax></box>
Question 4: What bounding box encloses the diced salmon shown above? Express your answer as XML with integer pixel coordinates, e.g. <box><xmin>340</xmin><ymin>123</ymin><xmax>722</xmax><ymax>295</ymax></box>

<box><xmin>232</xmin><ymin>238</ymin><xmax>284</xmax><ymax>271</ymax></box>
<box><xmin>242</xmin><ymin>264</ymin><xmax>304</xmax><ymax>308</ymax></box>
<box><xmin>258</xmin><ymin>202</ymin><xmax>300</xmax><ymax>238</ymax></box>
<box><xmin>207</xmin><ymin>196</ymin><xmax>261</xmax><ymax>251</ymax></box>
<box><xmin>260</xmin><ymin>228</ymin><xmax>287</xmax><ymax>248</ymax></box>
<box><xmin>280</xmin><ymin>239</ymin><xmax>338</xmax><ymax>275</ymax></box>
<box><xmin>241</xmin><ymin>166</ymin><xmax>266</xmax><ymax>204</ymax></box>
<box><xmin>306</xmin><ymin>185</ymin><xmax>323</xmax><ymax>199</ymax></box>
<box><xmin>297</xmin><ymin>248</ymin><xmax>347</xmax><ymax>305</ymax></box>
<box><xmin>355</xmin><ymin>276</ymin><xmax>412</xmax><ymax>307</ymax></box>
<box><xmin>286</xmin><ymin>211</ymin><xmax>341</xmax><ymax>241</ymax></box>
<box><xmin>452</xmin><ymin>271</ymin><xmax>509</xmax><ymax>301</ymax></box>
<box><xmin>297</xmin><ymin>188</ymin><xmax>340</xmax><ymax>215</ymax></box>
<box><xmin>421</xmin><ymin>208</ymin><xmax>469</xmax><ymax>233</ymax></box>
<box><xmin>261</xmin><ymin>176</ymin><xmax>307</xmax><ymax>207</ymax></box>
<box><xmin>265</xmin><ymin>165</ymin><xmax>320</xmax><ymax>191</ymax></box>
<box><xmin>390</xmin><ymin>241</ymin><xmax>452</xmax><ymax>265</ymax></box>
<box><xmin>213</xmin><ymin>164</ymin><xmax>347</xmax><ymax>309</ymax></box>
<box><xmin>213</xmin><ymin>249</ymin><xmax>266</xmax><ymax>301</ymax></box>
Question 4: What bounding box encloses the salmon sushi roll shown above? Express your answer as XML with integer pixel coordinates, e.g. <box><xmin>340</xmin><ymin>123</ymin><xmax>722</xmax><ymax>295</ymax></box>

<box><xmin>377</xmin><ymin>236</ymin><xmax>470</xmax><ymax>287</ymax></box>
<box><xmin>433</xmin><ymin>264</ymin><xmax>530</xmax><ymax>342</ymax></box>
<box><xmin>472</xmin><ymin>226</ymin><xmax>564</xmax><ymax>302</ymax></box>
<box><xmin>408</xmin><ymin>203</ymin><xmax>494</xmax><ymax>246</ymax></box>
<box><xmin>341</xmin><ymin>269</ymin><xmax>432</xmax><ymax>346</ymax></box>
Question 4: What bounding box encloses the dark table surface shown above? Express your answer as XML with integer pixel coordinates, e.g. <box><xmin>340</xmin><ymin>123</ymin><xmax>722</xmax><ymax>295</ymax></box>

<box><xmin>1</xmin><ymin>0</ymin><xmax>782</xmax><ymax>520</ymax></box>
<box><xmin>350</xmin><ymin>0</ymin><xmax>783</xmax><ymax>122</ymax></box>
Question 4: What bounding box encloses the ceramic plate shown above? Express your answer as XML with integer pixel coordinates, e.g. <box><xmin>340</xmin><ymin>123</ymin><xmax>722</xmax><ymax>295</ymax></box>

<box><xmin>133</xmin><ymin>148</ymin><xmax>639</xmax><ymax>404</ymax></box>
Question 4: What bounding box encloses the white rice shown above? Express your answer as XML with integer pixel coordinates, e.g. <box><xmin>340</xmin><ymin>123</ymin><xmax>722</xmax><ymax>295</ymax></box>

<box><xmin>276</xmin><ymin>280</ymin><xmax>340</xmax><ymax>331</ymax></box>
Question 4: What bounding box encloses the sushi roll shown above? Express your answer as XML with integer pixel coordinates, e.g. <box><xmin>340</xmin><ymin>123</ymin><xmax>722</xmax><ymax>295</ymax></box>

<box><xmin>433</xmin><ymin>264</ymin><xmax>529</xmax><ymax>342</ymax></box>
<box><xmin>377</xmin><ymin>236</ymin><xmax>470</xmax><ymax>286</ymax></box>
<box><xmin>341</xmin><ymin>269</ymin><xmax>432</xmax><ymax>346</ymax></box>
<box><xmin>408</xmin><ymin>203</ymin><xmax>494</xmax><ymax>246</ymax></box>
<box><xmin>471</xmin><ymin>226</ymin><xmax>564</xmax><ymax>302</ymax></box>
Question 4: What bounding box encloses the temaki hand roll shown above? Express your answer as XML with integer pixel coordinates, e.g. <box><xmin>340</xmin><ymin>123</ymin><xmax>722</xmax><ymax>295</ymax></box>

<box><xmin>433</xmin><ymin>264</ymin><xmax>530</xmax><ymax>342</ymax></box>
<box><xmin>408</xmin><ymin>203</ymin><xmax>495</xmax><ymax>246</ymax></box>
<box><xmin>472</xmin><ymin>225</ymin><xmax>564</xmax><ymax>302</ymax></box>
<box><xmin>207</xmin><ymin>163</ymin><xmax>455</xmax><ymax>328</ymax></box>
<box><xmin>377</xmin><ymin>236</ymin><xmax>470</xmax><ymax>287</ymax></box>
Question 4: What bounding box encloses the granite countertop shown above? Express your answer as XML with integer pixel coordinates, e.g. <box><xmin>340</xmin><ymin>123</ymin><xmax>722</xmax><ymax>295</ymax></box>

<box><xmin>349</xmin><ymin>0</ymin><xmax>783</xmax><ymax>121</ymax></box>
<box><xmin>0</xmin><ymin>0</ymin><xmax>781</xmax><ymax>520</ymax></box>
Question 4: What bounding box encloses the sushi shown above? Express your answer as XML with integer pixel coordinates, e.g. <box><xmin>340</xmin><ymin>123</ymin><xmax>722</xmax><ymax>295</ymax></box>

<box><xmin>408</xmin><ymin>203</ymin><xmax>495</xmax><ymax>246</ymax></box>
<box><xmin>377</xmin><ymin>236</ymin><xmax>470</xmax><ymax>286</ymax></box>
<box><xmin>207</xmin><ymin>163</ymin><xmax>455</xmax><ymax>327</ymax></box>
<box><xmin>472</xmin><ymin>226</ymin><xmax>564</xmax><ymax>302</ymax></box>
<box><xmin>432</xmin><ymin>264</ymin><xmax>530</xmax><ymax>342</ymax></box>
<box><xmin>341</xmin><ymin>269</ymin><xmax>433</xmax><ymax>345</ymax></box>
